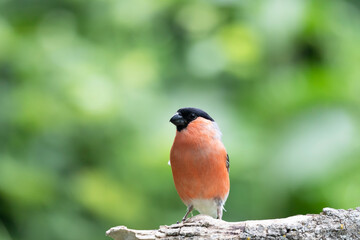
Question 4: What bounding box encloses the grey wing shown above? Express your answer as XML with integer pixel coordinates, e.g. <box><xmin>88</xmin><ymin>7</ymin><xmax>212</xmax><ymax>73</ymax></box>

<box><xmin>226</xmin><ymin>154</ymin><xmax>229</xmax><ymax>172</ymax></box>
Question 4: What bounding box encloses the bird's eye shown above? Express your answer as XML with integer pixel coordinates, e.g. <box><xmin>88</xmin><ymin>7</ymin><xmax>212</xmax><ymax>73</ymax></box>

<box><xmin>189</xmin><ymin>113</ymin><xmax>196</xmax><ymax>120</ymax></box>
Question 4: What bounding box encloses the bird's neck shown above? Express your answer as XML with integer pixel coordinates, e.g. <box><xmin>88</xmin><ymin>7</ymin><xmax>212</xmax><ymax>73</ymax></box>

<box><xmin>174</xmin><ymin>118</ymin><xmax>222</xmax><ymax>146</ymax></box>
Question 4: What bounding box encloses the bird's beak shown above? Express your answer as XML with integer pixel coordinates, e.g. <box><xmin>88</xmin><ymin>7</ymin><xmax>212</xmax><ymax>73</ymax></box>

<box><xmin>170</xmin><ymin>113</ymin><xmax>186</xmax><ymax>126</ymax></box>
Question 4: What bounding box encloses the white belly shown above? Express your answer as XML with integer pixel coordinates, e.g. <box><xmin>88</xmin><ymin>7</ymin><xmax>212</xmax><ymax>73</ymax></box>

<box><xmin>190</xmin><ymin>199</ymin><xmax>218</xmax><ymax>218</ymax></box>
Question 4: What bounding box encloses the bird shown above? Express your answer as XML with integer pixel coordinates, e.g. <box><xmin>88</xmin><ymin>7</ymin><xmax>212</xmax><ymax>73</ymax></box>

<box><xmin>169</xmin><ymin>107</ymin><xmax>230</xmax><ymax>221</ymax></box>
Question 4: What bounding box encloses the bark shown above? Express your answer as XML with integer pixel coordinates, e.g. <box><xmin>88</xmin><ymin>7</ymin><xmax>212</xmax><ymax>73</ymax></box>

<box><xmin>106</xmin><ymin>207</ymin><xmax>360</xmax><ymax>240</ymax></box>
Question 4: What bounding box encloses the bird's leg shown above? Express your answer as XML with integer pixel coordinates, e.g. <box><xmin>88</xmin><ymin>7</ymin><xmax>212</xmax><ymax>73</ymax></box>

<box><xmin>214</xmin><ymin>197</ymin><xmax>224</xmax><ymax>220</ymax></box>
<box><xmin>182</xmin><ymin>205</ymin><xmax>194</xmax><ymax>222</ymax></box>
<box><xmin>216</xmin><ymin>205</ymin><xmax>223</xmax><ymax>219</ymax></box>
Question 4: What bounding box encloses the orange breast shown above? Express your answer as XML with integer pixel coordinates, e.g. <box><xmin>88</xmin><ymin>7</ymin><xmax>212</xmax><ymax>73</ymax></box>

<box><xmin>170</xmin><ymin>118</ymin><xmax>230</xmax><ymax>204</ymax></box>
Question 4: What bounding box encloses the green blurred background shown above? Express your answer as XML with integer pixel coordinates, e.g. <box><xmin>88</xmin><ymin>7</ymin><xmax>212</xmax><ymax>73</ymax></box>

<box><xmin>1</xmin><ymin>0</ymin><xmax>360</xmax><ymax>239</ymax></box>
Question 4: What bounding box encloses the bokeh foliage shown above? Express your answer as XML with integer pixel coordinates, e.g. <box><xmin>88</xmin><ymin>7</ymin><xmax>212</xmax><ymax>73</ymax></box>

<box><xmin>0</xmin><ymin>0</ymin><xmax>360</xmax><ymax>239</ymax></box>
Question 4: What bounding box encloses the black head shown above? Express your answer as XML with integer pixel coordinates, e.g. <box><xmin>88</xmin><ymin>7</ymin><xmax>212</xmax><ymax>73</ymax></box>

<box><xmin>170</xmin><ymin>107</ymin><xmax>214</xmax><ymax>131</ymax></box>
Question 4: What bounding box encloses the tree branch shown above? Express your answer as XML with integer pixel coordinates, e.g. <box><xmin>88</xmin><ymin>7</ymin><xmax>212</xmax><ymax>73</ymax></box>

<box><xmin>106</xmin><ymin>207</ymin><xmax>360</xmax><ymax>240</ymax></box>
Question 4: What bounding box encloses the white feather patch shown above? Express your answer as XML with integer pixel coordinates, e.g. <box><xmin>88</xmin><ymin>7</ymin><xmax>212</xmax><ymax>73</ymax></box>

<box><xmin>189</xmin><ymin>199</ymin><xmax>218</xmax><ymax>218</ymax></box>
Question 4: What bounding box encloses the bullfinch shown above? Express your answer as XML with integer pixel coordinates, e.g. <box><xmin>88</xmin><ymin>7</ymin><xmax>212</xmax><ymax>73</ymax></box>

<box><xmin>169</xmin><ymin>107</ymin><xmax>230</xmax><ymax>221</ymax></box>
